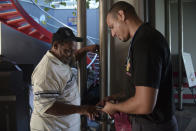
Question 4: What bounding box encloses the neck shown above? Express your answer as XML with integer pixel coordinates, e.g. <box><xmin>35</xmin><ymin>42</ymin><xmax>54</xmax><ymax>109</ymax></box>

<box><xmin>127</xmin><ymin>18</ymin><xmax>143</xmax><ymax>38</ymax></box>
<box><xmin>50</xmin><ymin>48</ymin><xmax>60</xmax><ymax>60</ymax></box>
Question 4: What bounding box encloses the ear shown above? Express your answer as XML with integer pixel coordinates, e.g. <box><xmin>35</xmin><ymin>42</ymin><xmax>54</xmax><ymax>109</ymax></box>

<box><xmin>117</xmin><ymin>10</ymin><xmax>125</xmax><ymax>21</ymax></box>
<box><xmin>53</xmin><ymin>41</ymin><xmax>58</xmax><ymax>49</ymax></box>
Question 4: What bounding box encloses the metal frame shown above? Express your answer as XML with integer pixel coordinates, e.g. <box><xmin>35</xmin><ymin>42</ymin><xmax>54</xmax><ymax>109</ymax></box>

<box><xmin>177</xmin><ymin>0</ymin><xmax>184</xmax><ymax>110</ymax></box>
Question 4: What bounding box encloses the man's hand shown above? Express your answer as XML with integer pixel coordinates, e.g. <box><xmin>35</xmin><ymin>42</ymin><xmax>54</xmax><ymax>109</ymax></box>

<box><xmin>101</xmin><ymin>102</ymin><xmax>116</xmax><ymax>116</ymax></box>
<box><xmin>96</xmin><ymin>96</ymin><xmax>118</xmax><ymax>108</ymax></box>
<box><xmin>87</xmin><ymin>44</ymin><xmax>99</xmax><ymax>53</ymax></box>
<box><xmin>81</xmin><ymin>105</ymin><xmax>99</xmax><ymax>120</ymax></box>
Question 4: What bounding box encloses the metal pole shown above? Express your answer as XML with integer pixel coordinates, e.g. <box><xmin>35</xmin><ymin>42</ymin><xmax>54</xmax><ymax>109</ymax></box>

<box><xmin>107</xmin><ymin>0</ymin><xmax>114</xmax><ymax>130</ymax></box>
<box><xmin>77</xmin><ymin>0</ymin><xmax>87</xmax><ymax>130</ymax></box>
<box><xmin>144</xmin><ymin>0</ymin><xmax>149</xmax><ymax>22</ymax></box>
<box><xmin>165</xmin><ymin>0</ymin><xmax>172</xmax><ymax>51</ymax></box>
<box><xmin>107</xmin><ymin>0</ymin><xmax>113</xmax><ymax>102</ymax></box>
<box><xmin>177</xmin><ymin>0</ymin><xmax>184</xmax><ymax>110</ymax></box>
<box><xmin>99</xmin><ymin>0</ymin><xmax>108</xmax><ymax>130</ymax></box>
<box><xmin>99</xmin><ymin>0</ymin><xmax>108</xmax><ymax>108</ymax></box>
<box><xmin>0</xmin><ymin>22</ymin><xmax>1</xmax><ymax>55</ymax></box>
<box><xmin>144</xmin><ymin>0</ymin><xmax>155</xmax><ymax>26</ymax></box>
<box><xmin>138</xmin><ymin>0</ymin><xmax>145</xmax><ymax>21</ymax></box>
<box><xmin>149</xmin><ymin>0</ymin><xmax>155</xmax><ymax>26</ymax></box>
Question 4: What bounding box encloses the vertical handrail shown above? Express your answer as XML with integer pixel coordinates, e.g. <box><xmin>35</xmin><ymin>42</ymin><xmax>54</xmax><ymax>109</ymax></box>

<box><xmin>99</xmin><ymin>0</ymin><xmax>108</xmax><ymax>130</ymax></box>
<box><xmin>77</xmin><ymin>0</ymin><xmax>87</xmax><ymax>130</ymax></box>
<box><xmin>165</xmin><ymin>0</ymin><xmax>172</xmax><ymax>51</ymax></box>
<box><xmin>177</xmin><ymin>0</ymin><xmax>184</xmax><ymax>110</ymax></box>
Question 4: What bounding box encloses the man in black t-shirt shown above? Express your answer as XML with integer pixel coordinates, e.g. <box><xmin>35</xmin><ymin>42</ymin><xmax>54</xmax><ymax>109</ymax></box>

<box><xmin>101</xmin><ymin>1</ymin><xmax>178</xmax><ymax>131</ymax></box>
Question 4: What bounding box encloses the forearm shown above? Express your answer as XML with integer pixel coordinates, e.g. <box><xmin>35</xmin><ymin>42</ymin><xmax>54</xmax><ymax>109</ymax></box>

<box><xmin>113</xmin><ymin>96</ymin><xmax>151</xmax><ymax>114</ymax></box>
<box><xmin>76</xmin><ymin>47</ymin><xmax>88</xmax><ymax>56</ymax></box>
<box><xmin>45</xmin><ymin>101</ymin><xmax>85</xmax><ymax>116</ymax></box>
<box><xmin>103</xmin><ymin>86</ymin><xmax>157</xmax><ymax>115</ymax></box>
<box><xmin>74</xmin><ymin>48</ymin><xmax>86</xmax><ymax>60</ymax></box>
<box><xmin>74</xmin><ymin>45</ymin><xmax>98</xmax><ymax>61</ymax></box>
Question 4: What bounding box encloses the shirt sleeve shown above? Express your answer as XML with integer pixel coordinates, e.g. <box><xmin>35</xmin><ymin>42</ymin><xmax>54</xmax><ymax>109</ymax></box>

<box><xmin>132</xmin><ymin>43</ymin><xmax>162</xmax><ymax>89</ymax></box>
<box><xmin>32</xmin><ymin>65</ymin><xmax>69</xmax><ymax>115</ymax></box>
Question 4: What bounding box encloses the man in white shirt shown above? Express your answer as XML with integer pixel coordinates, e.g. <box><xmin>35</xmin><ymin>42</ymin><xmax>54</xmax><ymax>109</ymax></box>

<box><xmin>30</xmin><ymin>27</ymin><xmax>99</xmax><ymax>131</ymax></box>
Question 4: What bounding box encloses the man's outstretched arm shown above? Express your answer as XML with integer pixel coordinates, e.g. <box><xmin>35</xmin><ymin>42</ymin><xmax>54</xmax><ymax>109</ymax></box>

<box><xmin>102</xmin><ymin>86</ymin><xmax>158</xmax><ymax>115</ymax></box>
<box><xmin>45</xmin><ymin>101</ymin><xmax>98</xmax><ymax>120</ymax></box>
<box><xmin>74</xmin><ymin>44</ymin><xmax>99</xmax><ymax>61</ymax></box>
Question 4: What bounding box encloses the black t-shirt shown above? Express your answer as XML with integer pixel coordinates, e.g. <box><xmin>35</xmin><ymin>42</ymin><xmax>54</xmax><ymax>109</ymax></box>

<box><xmin>127</xmin><ymin>23</ymin><xmax>175</xmax><ymax>123</ymax></box>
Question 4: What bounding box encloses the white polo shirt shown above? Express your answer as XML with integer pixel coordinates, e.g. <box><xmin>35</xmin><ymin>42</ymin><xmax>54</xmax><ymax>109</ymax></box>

<box><xmin>30</xmin><ymin>51</ymin><xmax>81</xmax><ymax>131</ymax></box>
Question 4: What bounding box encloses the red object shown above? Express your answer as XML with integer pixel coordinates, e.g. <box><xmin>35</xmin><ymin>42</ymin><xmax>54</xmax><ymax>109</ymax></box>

<box><xmin>87</xmin><ymin>56</ymin><xmax>92</xmax><ymax>65</ymax></box>
<box><xmin>175</xmin><ymin>94</ymin><xmax>196</xmax><ymax>99</ymax></box>
<box><xmin>0</xmin><ymin>0</ymin><xmax>52</xmax><ymax>43</ymax></box>
<box><xmin>114</xmin><ymin>112</ymin><xmax>132</xmax><ymax>131</ymax></box>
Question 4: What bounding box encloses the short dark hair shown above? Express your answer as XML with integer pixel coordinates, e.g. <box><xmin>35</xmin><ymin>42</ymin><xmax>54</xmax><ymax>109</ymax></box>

<box><xmin>52</xmin><ymin>27</ymin><xmax>83</xmax><ymax>45</ymax></box>
<box><xmin>108</xmin><ymin>1</ymin><xmax>137</xmax><ymax>19</ymax></box>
